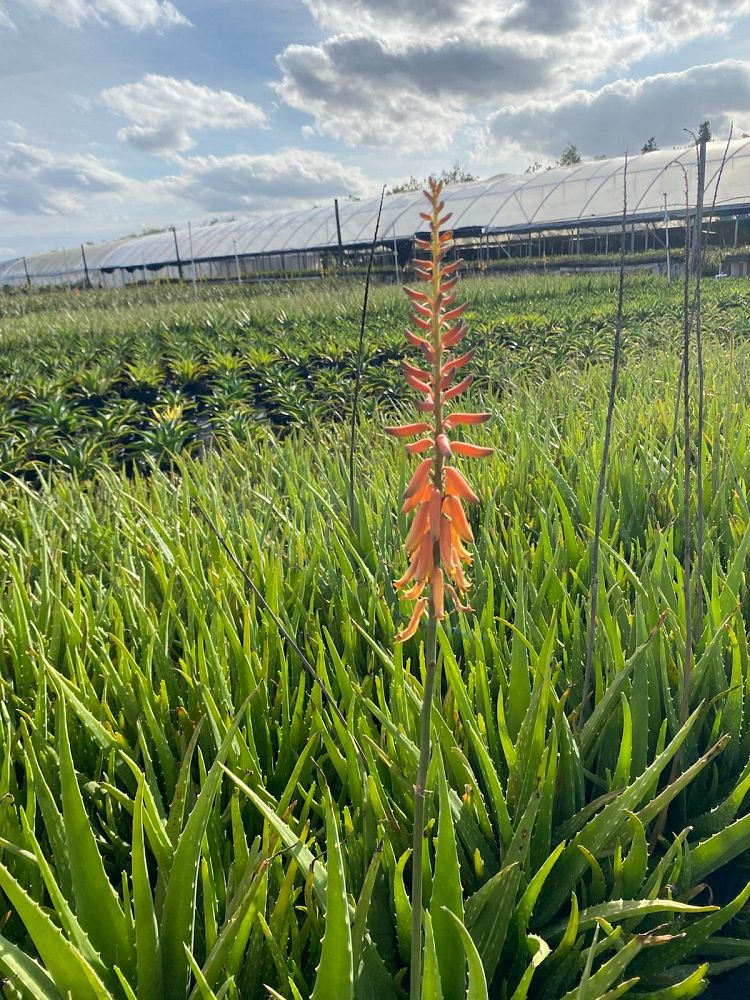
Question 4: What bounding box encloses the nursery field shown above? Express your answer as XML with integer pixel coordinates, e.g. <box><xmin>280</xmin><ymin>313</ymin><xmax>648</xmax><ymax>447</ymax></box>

<box><xmin>4</xmin><ymin>272</ymin><xmax>750</xmax><ymax>999</ymax></box>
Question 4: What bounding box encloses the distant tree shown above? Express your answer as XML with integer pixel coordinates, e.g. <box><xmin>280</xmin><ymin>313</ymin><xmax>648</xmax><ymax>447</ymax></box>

<box><xmin>558</xmin><ymin>143</ymin><xmax>581</xmax><ymax>166</ymax></box>
<box><xmin>641</xmin><ymin>136</ymin><xmax>658</xmax><ymax>153</ymax></box>
<box><xmin>388</xmin><ymin>161</ymin><xmax>477</xmax><ymax>194</ymax></box>
<box><xmin>593</xmin><ymin>154</ymin><xmax>607</xmax><ymax>160</ymax></box>
<box><xmin>698</xmin><ymin>120</ymin><xmax>712</xmax><ymax>143</ymax></box>
<box><xmin>525</xmin><ymin>160</ymin><xmax>544</xmax><ymax>173</ymax></box>
<box><xmin>389</xmin><ymin>175</ymin><xmax>422</xmax><ymax>194</ymax></box>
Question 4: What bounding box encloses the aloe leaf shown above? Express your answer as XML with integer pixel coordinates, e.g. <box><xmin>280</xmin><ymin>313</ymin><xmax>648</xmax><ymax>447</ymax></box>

<box><xmin>632</xmin><ymin>964</ymin><xmax>708</xmax><ymax>1000</ymax></box>
<box><xmin>133</xmin><ymin>783</ymin><xmax>163</xmax><ymax>1000</ymax></box>
<box><xmin>688</xmin><ymin>809</ymin><xmax>750</xmax><ymax>885</ymax></box>
<box><xmin>57</xmin><ymin>698</ymin><xmax>132</xmax><ymax>973</ymax></box>
<box><xmin>465</xmin><ymin>862</ymin><xmax>520</xmax><ymax>985</ymax></box>
<box><xmin>509</xmin><ymin>935</ymin><xmax>551</xmax><ymax>1000</ymax></box>
<box><xmin>443</xmin><ymin>909</ymin><xmax>489</xmax><ymax>1000</ymax></box>
<box><xmin>430</xmin><ymin>747</ymin><xmax>465</xmax><ymax>1000</ymax></box>
<box><xmin>537</xmin><ymin>704</ymin><xmax>702</xmax><ymax>923</ymax></box>
<box><xmin>562</xmin><ymin>936</ymin><xmax>641</xmax><ymax>1000</ymax></box>
<box><xmin>0</xmin><ymin>862</ymin><xmax>113</xmax><ymax>1000</ymax></box>
<box><xmin>0</xmin><ymin>933</ymin><xmax>63</xmax><ymax>1000</ymax></box>
<box><xmin>311</xmin><ymin>785</ymin><xmax>354</xmax><ymax>1000</ymax></box>
<box><xmin>633</xmin><ymin>881</ymin><xmax>750</xmax><ymax>977</ymax></box>
<box><xmin>352</xmin><ymin>840</ymin><xmax>385</xmax><ymax>975</ymax></box>
<box><xmin>422</xmin><ymin>912</ymin><xmax>444</xmax><ymax>1000</ymax></box>
<box><xmin>160</xmin><ymin>698</ymin><xmax>251</xmax><ymax>1000</ymax></box>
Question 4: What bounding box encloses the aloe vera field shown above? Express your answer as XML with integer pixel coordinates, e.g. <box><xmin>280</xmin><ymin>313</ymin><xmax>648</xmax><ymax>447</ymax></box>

<box><xmin>6</xmin><ymin>245</ymin><xmax>750</xmax><ymax>1000</ymax></box>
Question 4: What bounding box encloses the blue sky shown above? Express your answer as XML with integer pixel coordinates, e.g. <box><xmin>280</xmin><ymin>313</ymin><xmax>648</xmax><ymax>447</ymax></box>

<box><xmin>2</xmin><ymin>0</ymin><xmax>750</xmax><ymax>257</ymax></box>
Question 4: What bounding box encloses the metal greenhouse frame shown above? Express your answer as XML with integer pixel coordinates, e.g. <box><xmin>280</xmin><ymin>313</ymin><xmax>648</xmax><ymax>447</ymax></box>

<box><xmin>3</xmin><ymin>139</ymin><xmax>750</xmax><ymax>289</ymax></box>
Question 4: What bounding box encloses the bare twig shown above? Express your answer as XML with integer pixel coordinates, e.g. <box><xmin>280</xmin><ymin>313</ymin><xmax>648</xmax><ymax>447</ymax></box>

<box><xmin>696</xmin><ymin>127</ymin><xmax>733</xmax><ymax>610</ymax></box>
<box><xmin>348</xmin><ymin>186</ymin><xmax>386</xmax><ymax>521</ymax></box>
<box><xmin>693</xmin><ymin>138</ymin><xmax>707</xmax><ymax>628</ymax></box>
<box><xmin>679</xmin><ymin>168</ymin><xmax>694</xmax><ymax>736</ymax></box>
<box><xmin>579</xmin><ymin>154</ymin><xmax>628</xmax><ymax>731</ymax></box>
<box><xmin>652</xmin><ymin>170</ymin><xmax>693</xmax><ymax>848</ymax></box>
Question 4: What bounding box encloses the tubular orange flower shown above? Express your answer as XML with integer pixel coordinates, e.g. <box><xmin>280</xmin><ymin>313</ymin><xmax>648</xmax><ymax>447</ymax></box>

<box><xmin>388</xmin><ymin>176</ymin><xmax>492</xmax><ymax>641</ymax></box>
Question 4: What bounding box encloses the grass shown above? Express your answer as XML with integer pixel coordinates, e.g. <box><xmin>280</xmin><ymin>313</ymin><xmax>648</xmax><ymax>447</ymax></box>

<box><xmin>1</xmin><ymin>274</ymin><xmax>750</xmax><ymax>997</ymax></box>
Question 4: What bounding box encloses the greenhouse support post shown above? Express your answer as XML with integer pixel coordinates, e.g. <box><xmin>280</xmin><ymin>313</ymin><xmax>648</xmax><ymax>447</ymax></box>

<box><xmin>188</xmin><ymin>221</ymin><xmax>198</xmax><ymax>300</ymax></box>
<box><xmin>233</xmin><ymin>241</ymin><xmax>242</xmax><ymax>285</ymax></box>
<box><xmin>62</xmin><ymin>246</ymin><xmax>71</xmax><ymax>292</ymax></box>
<box><xmin>334</xmin><ymin>198</ymin><xmax>344</xmax><ymax>267</ymax></box>
<box><xmin>80</xmin><ymin>244</ymin><xmax>92</xmax><ymax>289</ymax></box>
<box><xmin>170</xmin><ymin>226</ymin><xmax>184</xmax><ymax>282</ymax></box>
<box><xmin>664</xmin><ymin>193</ymin><xmax>671</xmax><ymax>283</ymax></box>
<box><xmin>22</xmin><ymin>256</ymin><xmax>31</xmax><ymax>287</ymax></box>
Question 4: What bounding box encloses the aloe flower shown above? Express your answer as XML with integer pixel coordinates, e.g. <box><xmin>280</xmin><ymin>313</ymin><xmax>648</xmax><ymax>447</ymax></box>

<box><xmin>387</xmin><ymin>178</ymin><xmax>491</xmax><ymax>643</ymax></box>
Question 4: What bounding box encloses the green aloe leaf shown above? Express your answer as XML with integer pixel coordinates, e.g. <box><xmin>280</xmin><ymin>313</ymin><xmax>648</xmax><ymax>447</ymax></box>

<box><xmin>430</xmin><ymin>748</ymin><xmax>465</xmax><ymax>1000</ymax></box>
<box><xmin>311</xmin><ymin>785</ymin><xmax>354</xmax><ymax>1000</ymax></box>
<box><xmin>443</xmin><ymin>909</ymin><xmax>489</xmax><ymax>1000</ymax></box>
<box><xmin>57</xmin><ymin>699</ymin><xmax>133</xmax><ymax>974</ymax></box>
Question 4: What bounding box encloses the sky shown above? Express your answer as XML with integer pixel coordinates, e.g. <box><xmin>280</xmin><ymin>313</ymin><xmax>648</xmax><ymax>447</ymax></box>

<box><xmin>2</xmin><ymin>0</ymin><xmax>750</xmax><ymax>257</ymax></box>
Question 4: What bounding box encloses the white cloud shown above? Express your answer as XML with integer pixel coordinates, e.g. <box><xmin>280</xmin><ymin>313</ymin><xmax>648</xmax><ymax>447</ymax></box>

<box><xmin>159</xmin><ymin>148</ymin><xmax>371</xmax><ymax>212</ymax></box>
<box><xmin>276</xmin><ymin>1</ymin><xmax>750</xmax><ymax>150</ymax></box>
<box><xmin>0</xmin><ymin>0</ymin><xmax>188</xmax><ymax>31</ymax></box>
<box><xmin>275</xmin><ymin>35</ymin><xmax>544</xmax><ymax>149</ymax></box>
<box><xmin>644</xmin><ymin>0</ymin><xmax>750</xmax><ymax>37</ymax></box>
<box><xmin>0</xmin><ymin>137</ymin><xmax>370</xmax><ymax>225</ymax></box>
<box><xmin>485</xmin><ymin>61</ymin><xmax>750</xmax><ymax>160</ymax></box>
<box><xmin>0</xmin><ymin>142</ymin><xmax>140</xmax><ymax>215</ymax></box>
<box><xmin>101</xmin><ymin>75</ymin><xmax>268</xmax><ymax>155</ymax></box>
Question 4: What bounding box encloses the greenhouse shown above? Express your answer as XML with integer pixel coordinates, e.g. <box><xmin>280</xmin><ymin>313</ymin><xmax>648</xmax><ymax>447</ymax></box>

<box><xmin>3</xmin><ymin>138</ymin><xmax>750</xmax><ymax>288</ymax></box>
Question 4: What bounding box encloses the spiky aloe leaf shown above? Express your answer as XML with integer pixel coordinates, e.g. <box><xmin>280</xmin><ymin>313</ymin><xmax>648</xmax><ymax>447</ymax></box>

<box><xmin>56</xmin><ymin>699</ymin><xmax>133</xmax><ymax>974</ymax></box>
<box><xmin>430</xmin><ymin>748</ymin><xmax>465</xmax><ymax>1000</ymax></box>
<box><xmin>311</xmin><ymin>786</ymin><xmax>354</xmax><ymax>1000</ymax></box>
<box><xmin>0</xmin><ymin>934</ymin><xmax>63</xmax><ymax>1000</ymax></box>
<box><xmin>443</xmin><ymin>909</ymin><xmax>489</xmax><ymax>1000</ymax></box>
<box><xmin>0</xmin><ymin>863</ymin><xmax>113</xmax><ymax>1000</ymax></box>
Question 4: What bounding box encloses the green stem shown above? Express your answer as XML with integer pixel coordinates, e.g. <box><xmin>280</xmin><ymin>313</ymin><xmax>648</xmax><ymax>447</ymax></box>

<box><xmin>410</xmin><ymin>611</ymin><xmax>439</xmax><ymax>1000</ymax></box>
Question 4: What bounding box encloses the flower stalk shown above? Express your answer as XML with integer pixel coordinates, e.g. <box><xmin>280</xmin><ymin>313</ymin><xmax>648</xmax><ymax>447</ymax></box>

<box><xmin>386</xmin><ymin>177</ymin><xmax>490</xmax><ymax>1000</ymax></box>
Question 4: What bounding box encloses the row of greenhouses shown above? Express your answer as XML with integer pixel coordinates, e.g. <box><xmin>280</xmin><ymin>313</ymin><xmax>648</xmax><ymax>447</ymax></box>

<box><xmin>3</xmin><ymin>138</ymin><xmax>750</xmax><ymax>288</ymax></box>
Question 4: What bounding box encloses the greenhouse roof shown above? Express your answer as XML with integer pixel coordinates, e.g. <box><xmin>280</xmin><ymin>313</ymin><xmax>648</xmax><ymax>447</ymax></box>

<box><xmin>3</xmin><ymin>138</ymin><xmax>750</xmax><ymax>284</ymax></box>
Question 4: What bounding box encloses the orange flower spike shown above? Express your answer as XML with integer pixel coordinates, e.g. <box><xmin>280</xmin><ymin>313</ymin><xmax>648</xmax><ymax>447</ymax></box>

<box><xmin>387</xmin><ymin>175</ymin><xmax>488</xmax><ymax>642</ymax></box>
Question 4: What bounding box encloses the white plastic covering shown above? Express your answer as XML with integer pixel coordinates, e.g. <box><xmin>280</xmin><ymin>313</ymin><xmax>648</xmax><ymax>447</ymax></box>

<box><xmin>3</xmin><ymin>139</ymin><xmax>749</xmax><ymax>288</ymax></box>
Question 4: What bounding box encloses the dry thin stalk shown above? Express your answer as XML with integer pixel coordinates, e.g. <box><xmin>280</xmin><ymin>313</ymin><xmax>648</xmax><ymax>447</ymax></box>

<box><xmin>348</xmin><ymin>186</ymin><xmax>386</xmax><ymax>520</ymax></box>
<box><xmin>678</xmin><ymin>171</ymin><xmax>694</xmax><ymax>720</ymax></box>
<box><xmin>693</xmin><ymin>139</ymin><xmax>707</xmax><ymax>631</ymax></box>
<box><xmin>695</xmin><ymin>128</ymin><xmax>733</xmax><ymax>617</ymax></box>
<box><xmin>652</xmin><ymin>173</ymin><xmax>693</xmax><ymax>849</ymax></box>
<box><xmin>579</xmin><ymin>155</ymin><xmax>628</xmax><ymax>732</ymax></box>
<box><xmin>386</xmin><ymin>178</ymin><xmax>490</xmax><ymax>1000</ymax></box>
